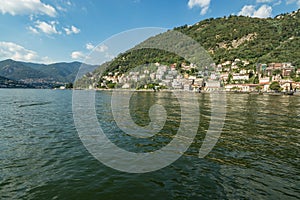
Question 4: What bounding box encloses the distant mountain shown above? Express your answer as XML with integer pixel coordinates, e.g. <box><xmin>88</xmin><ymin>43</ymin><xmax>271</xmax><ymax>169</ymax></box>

<box><xmin>0</xmin><ymin>59</ymin><xmax>47</xmax><ymax>80</ymax></box>
<box><xmin>0</xmin><ymin>59</ymin><xmax>97</xmax><ymax>88</ymax></box>
<box><xmin>77</xmin><ymin>9</ymin><xmax>300</xmax><ymax>87</ymax></box>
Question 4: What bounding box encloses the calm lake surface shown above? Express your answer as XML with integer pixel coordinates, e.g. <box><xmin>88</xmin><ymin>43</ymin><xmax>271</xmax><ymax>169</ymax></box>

<box><xmin>0</xmin><ymin>89</ymin><xmax>299</xmax><ymax>199</ymax></box>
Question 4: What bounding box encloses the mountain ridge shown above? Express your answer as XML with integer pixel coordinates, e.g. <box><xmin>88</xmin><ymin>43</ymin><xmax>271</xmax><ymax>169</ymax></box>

<box><xmin>0</xmin><ymin>59</ymin><xmax>97</xmax><ymax>88</ymax></box>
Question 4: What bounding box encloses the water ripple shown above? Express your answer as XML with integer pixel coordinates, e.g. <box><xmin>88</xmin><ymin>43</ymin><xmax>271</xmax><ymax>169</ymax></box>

<box><xmin>0</xmin><ymin>90</ymin><xmax>299</xmax><ymax>199</ymax></box>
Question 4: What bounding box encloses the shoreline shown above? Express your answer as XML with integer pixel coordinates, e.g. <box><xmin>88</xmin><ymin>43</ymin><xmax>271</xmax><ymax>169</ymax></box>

<box><xmin>3</xmin><ymin>87</ymin><xmax>299</xmax><ymax>96</ymax></box>
<box><xmin>72</xmin><ymin>88</ymin><xmax>300</xmax><ymax>96</ymax></box>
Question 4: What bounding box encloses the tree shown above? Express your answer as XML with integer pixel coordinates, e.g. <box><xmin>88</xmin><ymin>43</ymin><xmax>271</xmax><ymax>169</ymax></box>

<box><xmin>253</xmin><ymin>75</ymin><xmax>259</xmax><ymax>84</ymax></box>
<box><xmin>272</xmin><ymin>69</ymin><xmax>282</xmax><ymax>76</ymax></box>
<box><xmin>227</xmin><ymin>73</ymin><xmax>233</xmax><ymax>84</ymax></box>
<box><xmin>65</xmin><ymin>83</ymin><xmax>73</xmax><ymax>89</ymax></box>
<box><xmin>249</xmin><ymin>71</ymin><xmax>254</xmax><ymax>79</ymax></box>
<box><xmin>231</xmin><ymin>86</ymin><xmax>240</xmax><ymax>91</ymax></box>
<box><xmin>269</xmin><ymin>81</ymin><xmax>281</xmax><ymax>92</ymax></box>
<box><xmin>107</xmin><ymin>83</ymin><xmax>116</xmax><ymax>88</ymax></box>
<box><xmin>290</xmin><ymin>70</ymin><xmax>296</xmax><ymax>79</ymax></box>
<box><xmin>255</xmin><ymin>85</ymin><xmax>262</xmax><ymax>92</ymax></box>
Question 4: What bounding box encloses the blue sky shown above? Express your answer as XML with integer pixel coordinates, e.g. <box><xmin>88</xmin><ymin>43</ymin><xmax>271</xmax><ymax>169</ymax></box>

<box><xmin>0</xmin><ymin>0</ymin><xmax>299</xmax><ymax>64</ymax></box>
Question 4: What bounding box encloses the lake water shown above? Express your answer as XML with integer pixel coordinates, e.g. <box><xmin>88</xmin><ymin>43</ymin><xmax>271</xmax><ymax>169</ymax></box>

<box><xmin>0</xmin><ymin>89</ymin><xmax>299</xmax><ymax>199</ymax></box>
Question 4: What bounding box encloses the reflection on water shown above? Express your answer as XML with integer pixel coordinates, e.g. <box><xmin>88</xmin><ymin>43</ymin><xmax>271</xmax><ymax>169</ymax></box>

<box><xmin>0</xmin><ymin>89</ymin><xmax>299</xmax><ymax>199</ymax></box>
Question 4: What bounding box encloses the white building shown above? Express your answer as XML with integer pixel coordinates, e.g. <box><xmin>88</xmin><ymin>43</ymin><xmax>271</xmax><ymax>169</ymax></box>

<box><xmin>122</xmin><ymin>83</ymin><xmax>130</xmax><ymax>89</ymax></box>
<box><xmin>259</xmin><ymin>77</ymin><xmax>270</xmax><ymax>84</ymax></box>
<box><xmin>184</xmin><ymin>84</ymin><xmax>191</xmax><ymax>91</ymax></box>
<box><xmin>172</xmin><ymin>81</ymin><xmax>183</xmax><ymax>89</ymax></box>
<box><xmin>232</xmin><ymin>74</ymin><xmax>249</xmax><ymax>81</ymax></box>
<box><xmin>150</xmin><ymin>73</ymin><xmax>156</xmax><ymax>80</ymax></box>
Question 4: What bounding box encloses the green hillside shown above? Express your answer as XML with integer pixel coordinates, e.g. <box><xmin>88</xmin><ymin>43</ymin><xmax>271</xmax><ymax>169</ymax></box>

<box><xmin>177</xmin><ymin>11</ymin><xmax>300</xmax><ymax>65</ymax></box>
<box><xmin>79</xmin><ymin>9</ymin><xmax>300</xmax><ymax>86</ymax></box>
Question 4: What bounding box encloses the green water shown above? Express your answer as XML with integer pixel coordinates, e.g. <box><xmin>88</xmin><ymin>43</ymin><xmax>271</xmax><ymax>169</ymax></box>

<box><xmin>0</xmin><ymin>89</ymin><xmax>299</xmax><ymax>199</ymax></box>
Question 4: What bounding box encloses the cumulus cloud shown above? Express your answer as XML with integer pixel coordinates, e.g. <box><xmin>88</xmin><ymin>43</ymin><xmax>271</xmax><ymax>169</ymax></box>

<box><xmin>96</xmin><ymin>44</ymin><xmax>108</xmax><ymax>52</ymax></box>
<box><xmin>29</xmin><ymin>20</ymin><xmax>60</xmax><ymax>35</ymax></box>
<box><xmin>256</xmin><ymin>0</ymin><xmax>274</xmax><ymax>2</ymax></box>
<box><xmin>56</xmin><ymin>5</ymin><xmax>67</xmax><ymax>12</ymax></box>
<box><xmin>238</xmin><ymin>5</ymin><xmax>272</xmax><ymax>18</ymax></box>
<box><xmin>29</xmin><ymin>21</ymin><xmax>81</xmax><ymax>36</ymax></box>
<box><xmin>253</xmin><ymin>5</ymin><xmax>273</xmax><ymax>17</ymax></box>
<box><xmin>0</xmin><ymin>41</ymin><xmax>37</xmax><ymax>61</ymax></box>
<box><xmin>273</xmin><ymin>1</ymin><xmax>282</xmax><ymax>6</ymax></box>
<box><xmin>287</xmin><ymin>0</ymin><xmax>300</xmax><ymax>7</ymax></box>
<box><xmin>188</xmin><ymin>0</ymin><xmax>211</xmax><ymax>15</ymax></box>
<box><xmin>86</xmin><ymin>43</ymin><xmax>109</xmax><ymax>52</ymax></box>
<box><xmin>0</xmin><ymin>41</ymin><xmax>50</xmax><ymax>62</ymax></box>
<box><xmin>105</xmin><ymin>53</ymin><xmax>115</xmax><ymax>60</ymax></box>
<box><xmin>238</xmin><ymin>5</ymin><xmax>256</xmax><ymax>16</ymax></box>
<box><xmin>64</xmin><ymin>25</ymin><xmax>80</xmax><ymax>35</ymax></box>
<box><xmin>86</xmin><ymin>43</ymin><xmax>95</xmax><ymax>50</ymax></box>
<box><xmin>28</xmin><ymin>26</ymin><xmax>39</xmax><ymax>34</ymax></box>
<box><xmin>71</xmin><ymin>51</ymin><xmax>85</xmax><ymax>60</ymax></box>
<box><xmin>0</xmin><ymin>0</ymin><xmax>56</xmax><ymax>17</ymax></box>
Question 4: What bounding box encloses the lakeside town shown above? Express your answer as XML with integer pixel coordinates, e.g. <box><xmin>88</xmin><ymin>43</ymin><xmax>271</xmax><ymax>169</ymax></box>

<box><xmin>84</xmin><ymin>59</ymin><xmax>300</xmax><ymax>94</ymax></box>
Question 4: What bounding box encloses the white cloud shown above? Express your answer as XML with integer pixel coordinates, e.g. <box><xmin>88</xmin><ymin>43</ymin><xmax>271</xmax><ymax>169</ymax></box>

<box><xmin>71</xmin><ymin>51</ymin><xmax>85</xmax><ymax>59</ymax></box>
<box><xmin>238</xmin><ymin>5</ymin><xmax>272</xmax><ymax>18</ymax></box>
<box><xmin>273</xmin><ymin>1</ymin><xmax>282</xmax><ymax>6</ymax></box>
<box><xmin>86</xmin><ymin>43</ymin><xmax>108</xmax><ymax>52</ymax></box>
<box><xmin>28</xmin><ymin>26</ymin><xmax>39</xmax><ymax>34</ymax></box>
<box><xmin>253</xmin><ymin>5</ymin><xmax>273</xmax><ymax>18</ymax></box>
<box><xmin>0</xmin><ymin>41</ymin><xmax>49</xmax><ymax>63</ymax></box>
<box><xmin>63</xmin><ymin>28</ymin><xmax>71</xmax><ymax>35</ymax></box>
<box><xmin>105</xmin><ymin>53</ymin><xmax>115</xmax><ymax>60</ymax></box>
<box><xmin>287</xmin><ymin>0</ymin><xmax>300</xmax><ymax>7</ymax></box>
<box><xmin>29</xmin><ymin>21</ymin><xmax>80</xmax><ymax>36</ymax></box>
<box><xmin>256</xmin><ymin>0</ymin><xmax>274</xmax><ymax>2</ymax></box>
<box><xmin>71</xmin><ymin>26</ymin><xmax>80</xmax><ymax>34</ymax></box>
<box><xmin>64</xmin><ymin>25</ymin><xmax>80</xmax><ymax>35</ymax></box>
<box><xmin>96</xmin><ymin>44</ymin><xmax>108</xmax><ymax>52</ymax></box>
<box><xmin>86</xmin><ymin>43</ymin><xmax>95</xmax><ymax>50</ymax></box>
<box><xmin>30</xmin><ymin>20</ymin><xmax>60</xmax><ymax>35</ymax></box>
<box><xmin>188</xmin><ymin>0</ymin><xmax>211</xmax><ymax>15</ymax></box>
<box><xmin>0</xmin><ymin>0</ymin><xmax>56</xmax><ymax>17</ymax></box>
<box><xmin>0</xmin><ymin>42</ymin><xmax>37</xmax><ymax>61</ymax></box>
<box><xmin>56</xmin><ymin>5</ymin><xmax>67</xmax><ymax>12</ymax></box>
<box><xmin>238</xmin><ymin>5</ymin><xmax>256</xmax><ymax>16</ymax></box>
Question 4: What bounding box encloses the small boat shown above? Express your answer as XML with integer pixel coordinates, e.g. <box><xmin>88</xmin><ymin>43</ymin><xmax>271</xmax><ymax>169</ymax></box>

<box><xmin>284</xmin><ymin>91</ymin><xmax>294</xmax><ymax>95</ymax></box>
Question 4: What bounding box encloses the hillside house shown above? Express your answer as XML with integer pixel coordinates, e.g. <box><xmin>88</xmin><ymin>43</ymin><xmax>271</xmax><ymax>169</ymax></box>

<box><xmin>257</xmin><ymin>63</ymin><xmax>268</xmax><ymax>74</ymax></box>
<box><xmin>220</xmin><ymin>73</ymin><xmax>229</xmax><ymax>82</ymax></box>
<box><xmin>266</xmin><ymin>63</ymin><xmax>282</xmax><ymax>76</ymax></box>
<box><xmin>259</xmin><ymin>77</ymin><xmax>270</xmax><ymax>84</ymax></box>
<box><xmin>282</xmin><ymin>67</ymin><xmax>295</xmax><ymax>77</ymax></box>
<box><xmin>204</xmin><ymin>80</ymin><xmax>221</xmax><ymax>92</ymax></box>
<box><xmin>232</xmin><ymin>74</ymin><xmax>249</xmax><ymax>81</ymax></box>
<box><xmin>280</xmin><ymin>81</ymin><xmax>293</xmax><ymax>92</ymax></box>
